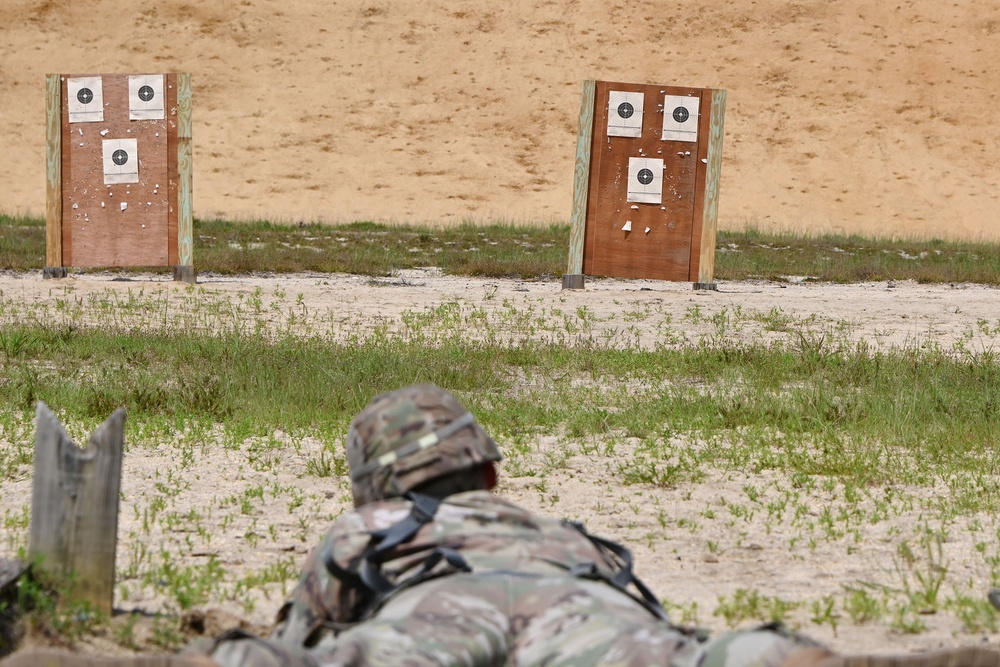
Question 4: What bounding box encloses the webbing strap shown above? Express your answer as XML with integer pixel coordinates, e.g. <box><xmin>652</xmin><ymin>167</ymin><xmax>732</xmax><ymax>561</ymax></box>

<box><xmin>357</xmin><ymin>492</ymin><xmax>443</xmax><ymax>596</ymax></box>
<box><xmin>564</xmin><ymin>520</ymin><xmax>669</xmax><ymax>621</ymax></box>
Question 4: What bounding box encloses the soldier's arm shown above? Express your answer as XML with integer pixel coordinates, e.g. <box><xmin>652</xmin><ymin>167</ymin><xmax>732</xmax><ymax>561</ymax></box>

<box><xmin>271</xmin><ymin>512</ymin><xmax>372</xmax><ymax>648</ymax></box>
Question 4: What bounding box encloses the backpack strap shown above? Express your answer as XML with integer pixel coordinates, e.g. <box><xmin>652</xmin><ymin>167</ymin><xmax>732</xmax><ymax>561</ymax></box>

<box><xmin>563</xmin><ymin>519</ymin><xmax>670</xmax><ymax>621</ymax></box>
<box><xmin>323</xmin><ymin>490</ymin><xmax>472</xmax><ymax>615</ymax></box>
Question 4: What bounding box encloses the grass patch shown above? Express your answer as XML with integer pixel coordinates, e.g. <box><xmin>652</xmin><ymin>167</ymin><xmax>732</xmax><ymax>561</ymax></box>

<box><xmin>5</xmin><ymin>214</ymin><xmax>1000</xmax><ymax>283</ymax></box>
<box><xmin>0</xmin><ymin>297</ymin><xmax>997</xmax><ymax>496</ymax></box>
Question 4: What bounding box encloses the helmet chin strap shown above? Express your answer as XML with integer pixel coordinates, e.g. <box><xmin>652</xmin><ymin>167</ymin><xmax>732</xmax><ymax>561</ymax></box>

<box><xmin>350</xmin><ymin>411</ymin><xmax>477</xmax><ymax>482</ymax></box>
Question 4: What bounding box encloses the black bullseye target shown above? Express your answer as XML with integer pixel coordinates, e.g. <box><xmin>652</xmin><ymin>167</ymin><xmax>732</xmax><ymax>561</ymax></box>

<box><xmin>128</xmin><ymin>75</ymin><xmax>165</xmax><ymax>120</ymax></box>
<box><xmin>662</xmin><ymin>95</ymin><xmax>700</xmax><ymax>142</ymax></box>
<box><xmin>68</xmin><ymin>77</ymin><xmax>104</xmax><ymax>122</ymax></box>
<box><xmin>607</xmin><ymin>91</ymin><xmax>644</xmax><ymax>138</ymax></box>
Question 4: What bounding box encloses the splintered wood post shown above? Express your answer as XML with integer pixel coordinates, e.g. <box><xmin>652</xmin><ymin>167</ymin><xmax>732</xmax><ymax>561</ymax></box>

<box><xmin>29</xmin><ymin>403</ymin><xmax>125</xmax><ymax>615</ymax></box>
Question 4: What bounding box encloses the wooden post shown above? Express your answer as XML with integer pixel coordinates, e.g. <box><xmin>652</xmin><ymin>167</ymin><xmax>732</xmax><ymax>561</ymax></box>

<box><xmin>28</xmin><ymin>403</ymin><xmax>125</xmax><ymax>615</ymax></box>
<box><xmin>694</xmin><ymin>89</ymin><xmax>727</xmax><ymax>290</ymax></box>
<box><xmin>44</xmin><ymin>74</ymin><xmax>66</xmax><ymax>279</ymax></box>
<box><xmin>173</xmin><ymin>72</ymin><xmax>196</xmax><ymax>284</ymax></box>
<box><xmin>562</xmin><ymin>79</ymin><xmax>595</xmax><ymax>290</ymax></box>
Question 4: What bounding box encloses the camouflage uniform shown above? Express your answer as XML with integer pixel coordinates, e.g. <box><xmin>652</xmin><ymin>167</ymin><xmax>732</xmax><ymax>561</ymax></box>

<box><xmin>209</xmin><ymin>489</ymin><xmax>813</xmax><ymax>667</ymax></box>
<box><xmin>3</xmin><ymin>385</ymin><xmax>998</xmax><ymax>667</ymax></box>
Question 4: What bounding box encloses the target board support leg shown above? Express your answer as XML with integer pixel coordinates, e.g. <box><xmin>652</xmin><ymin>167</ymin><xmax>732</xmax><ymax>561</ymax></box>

<box><xmin>172</xmin><ymin>266</ymin><xmax>197</xmax><ymax>284</ymax></box>
<box><xmin>692</xmin><ymin>282</ymin><xmax>717</xmax><ymax>291</ymax></box>
<box><xmin>562</xmin><ymin>274</ymin><xmax>586</xmax><ymax>290</ymax></box>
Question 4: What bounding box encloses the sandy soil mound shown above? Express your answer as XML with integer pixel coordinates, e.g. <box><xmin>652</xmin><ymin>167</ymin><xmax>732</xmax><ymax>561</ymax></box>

<box><xmin>2</xmin><ymin>0</ymin><xmax>998</xmax><ymax>238</ymax></box>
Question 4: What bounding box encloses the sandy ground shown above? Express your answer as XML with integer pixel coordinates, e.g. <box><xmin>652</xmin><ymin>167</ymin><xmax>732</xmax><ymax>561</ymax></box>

<box><xmin>2</xmin><ymin>271</ymin><xmax>1000</xmax><ymax>657</ymax></box>
<box><xmin>2</xmin><ymin>0</ymin><xmax>1000</xmax><ymax>240</ymax></box>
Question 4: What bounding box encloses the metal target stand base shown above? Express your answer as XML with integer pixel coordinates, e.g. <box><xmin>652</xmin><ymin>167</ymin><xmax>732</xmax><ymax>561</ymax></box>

<box><xmin>561</xmin><ymin>274</ymin><xmax>585</xmax><ymax>290</ymax></box>
<box><xmin>42</xmin><ymin>267</ymin><xmax>68</xmax><ymax>279</ymax></box>
<box><xmin>172</xmin><ymin>265</ymin><xmax>197</xmax><ymax>284</ymax></box>
<box><xmin>692</xmin><ymin>282</ymin><xmax>717</xmax><ymax>291</ymax></box>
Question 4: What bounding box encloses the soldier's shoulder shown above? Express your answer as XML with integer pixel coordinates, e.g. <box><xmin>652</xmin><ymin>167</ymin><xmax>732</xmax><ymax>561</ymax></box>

<box><xmin>444</xmin><ymin>490</ymin><xmax>531</xmax><ymax>513</ymax></box>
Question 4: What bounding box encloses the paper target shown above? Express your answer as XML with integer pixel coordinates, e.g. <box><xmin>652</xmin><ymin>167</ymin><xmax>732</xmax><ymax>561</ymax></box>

<box><xmin>67</xmin><ymin>76</ymin><xmax>104</xmax><ymax>123</ymax></box>
<box><xmin>607</xmin><ymin>91</ymin><xmax>644</xmax><ymax>138</ymax></box>
<box><xmin>627</xmin><ymin>157</ymin><xmax>664</xmax><ymax>204</ymax></box>
<box><xmin>102</xmin><ymin>138</ymin><xmax>140</xmax><ymax>185</ymax></box>
<box><xmin>128</xmin><ymin>74</ymin><xmax>165</xmax><ymax>120</ymax></box>
<box><xmin>662</xmin><ymin>95</ymin><xmax>700</xmax><ymax>142</ymax></box>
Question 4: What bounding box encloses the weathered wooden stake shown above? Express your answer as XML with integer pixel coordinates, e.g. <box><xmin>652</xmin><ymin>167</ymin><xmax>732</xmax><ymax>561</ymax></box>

<box><xmin>44</xmin><ymin>74</ymin><xmax>66</xmax><ymax>279</ymax></box>
<box><xmin>28</xmin><ymin>403</ymin><xmax>124</xmax><ymax>615</ymax></box>
<box><xmin>693</xmin><ymin>88</ymin><xmax>727</xmax><ymax>291</ymax></box>
<box><xmin>174</xmin><ymin>72</ymin><xmax>196</xmax><ymax>284</ymax></box>
<box><xmin>562</xmin><ymin>79</ymin><xmax>595</xmax><ymax>291</ymax></box>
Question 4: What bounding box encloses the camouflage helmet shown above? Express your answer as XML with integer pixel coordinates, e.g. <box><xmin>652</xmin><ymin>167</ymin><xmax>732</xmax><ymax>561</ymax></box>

<box><xmin>346</xmin><ymin>384</ymin><xmax>502</xmax><ymax>506</ymax></box>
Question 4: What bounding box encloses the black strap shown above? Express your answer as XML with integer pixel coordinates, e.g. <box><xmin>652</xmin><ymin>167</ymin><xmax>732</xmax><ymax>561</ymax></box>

<box><xmin>368</xmin><ymin>492</ymin><xmax>442</xmax><ymax>551</ymax></box>
<box><xmin>353</xmin><ymin>492</ymin><xmax>446</xmax><ymax>600</ymax></box>
<box><xmin>563</xmin><ymin>520</ymin><xmax>669</xmax><ymax>621</ymax></box>
<box><xmin>322</xmin><ymin>492</ymin><xmax>442</xmax><ymax>602</ymax></box>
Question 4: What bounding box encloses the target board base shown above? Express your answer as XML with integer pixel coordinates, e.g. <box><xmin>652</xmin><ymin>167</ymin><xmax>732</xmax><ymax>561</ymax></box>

<box><xmin>561</xmin><ymin>274</ymin><xmax>586</xmax><ymax>290</ymax></box>
<box><xmin>692</xmin><ymin>282</ymin><xmax>718</xmax><ymax>291</ymax></box>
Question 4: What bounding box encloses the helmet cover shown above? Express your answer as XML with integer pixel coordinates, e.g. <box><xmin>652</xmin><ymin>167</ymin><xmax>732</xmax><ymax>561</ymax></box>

<box><xmin>346</xmin><ymin>384</ymin><xmax>502</xmax><ymax>506</ymax></box>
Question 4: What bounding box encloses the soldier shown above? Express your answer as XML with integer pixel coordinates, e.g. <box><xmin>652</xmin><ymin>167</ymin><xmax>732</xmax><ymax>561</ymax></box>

<box><xmin>4</xmin><ymin>384</ymin><xmax>1000</xmax><ymax>667</ymax></box>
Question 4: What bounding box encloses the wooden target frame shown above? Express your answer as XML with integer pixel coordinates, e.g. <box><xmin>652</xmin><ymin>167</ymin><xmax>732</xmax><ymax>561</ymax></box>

<box><xmin>563</xmin><ymin>80</ymin><xmax>726</xmax><ymax>290</ymax></box>
<box><xmin>44</xmin><ymin>73</ymin><xmax>195</xmax><ymax>282</ymax></box>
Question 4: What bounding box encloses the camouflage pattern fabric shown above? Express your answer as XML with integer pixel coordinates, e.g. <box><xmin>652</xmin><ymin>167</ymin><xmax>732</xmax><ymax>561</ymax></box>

<box><xmin>346</xmin><ymin>384</ymin><xmax>502</xmax><ymax>507</ymax></box>
<box><xmin>690</xmin><ymin>629</ymin><xmax>825</xmax><ymax>667</ymax></box>
<box><xmin>207</xmin><ymin>489</ymin><xmax>821</xmax><ymax>667</ymax></box>
<box><xmin>209</xmin><ymin>616</ymin><xmax>812</xmax><ymax>667</ymax></box>
<box><xmin>271</xmin><ymin>489</ymin><xmax>667</xmax><ymax>646</ymax></box>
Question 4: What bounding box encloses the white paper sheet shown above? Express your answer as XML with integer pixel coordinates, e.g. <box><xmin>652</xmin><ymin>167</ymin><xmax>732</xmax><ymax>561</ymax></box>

<box><xmin>68</xmin><ymin>77</ymin><xmax>104</xmax><ymax>123</ymax></box>
<box><xmin>662</xmin><ymin>95</ymin><xmax>700</xmax><ymax>142</ymax></box>
<box><xmin>607</xmin><ymin>91</ymin><xmax>644</xmax><ymax>138</ymax></box>
<box><xmin>103</xmin><ymin>138</ymin><xmax>140</xmax><ymax>185</ymax></box>
<box><xmin>128</xmin><ymin>74</ymin><xmax>165</xmax><ymax>120</ymax></box>
<box><xmin>627</xmin><ymin>157</ymin><xmax>664</xmax><ymax>204</ymax></box>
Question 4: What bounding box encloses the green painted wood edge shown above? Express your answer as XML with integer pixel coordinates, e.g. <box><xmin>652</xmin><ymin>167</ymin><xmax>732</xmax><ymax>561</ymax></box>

<box><xmin>698</xmin><ymin>89</ymin><xmax>727</xmax><ymax>285</ymax></box>
<box><xmin>567</xmin><ymin>80</ymin><xmax>596</xmax><ymax>276</ymax></box>
<box><xmin>45</xmin><ymin>74</ymin><xmax>63</xmax><ymax>268</ymax></box>
<box><xmin>176</xmin><ymin>73</ymin><xmax>193</xmax><ymax>267</ymax></box>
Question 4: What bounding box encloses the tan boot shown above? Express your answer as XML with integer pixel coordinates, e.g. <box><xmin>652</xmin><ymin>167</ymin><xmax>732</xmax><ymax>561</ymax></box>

<box><xmin>785</xmin><ymin>647</ymin><xmax>1000</xmax><ymax>667</ymax></box>
<box><xmin>838</xmin><ymin>648</ymin><xmax>1000</xmax><ymax>667</ymax></box>
<box><xmin>0</xmin><ymin>649</ymin><xmax>218</xmax><ymax>667</ymax></box>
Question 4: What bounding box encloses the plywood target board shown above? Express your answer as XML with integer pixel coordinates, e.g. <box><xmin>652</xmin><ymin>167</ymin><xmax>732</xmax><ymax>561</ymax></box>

<box><xmin>45</xmin><ymin>73</ymin><xmax>193</xmax><ymax>277</ymax></box>
<box><xmin>564</xmin><ymin>80</ymin><xmax>726</xmax><ymax>287</ymax></box>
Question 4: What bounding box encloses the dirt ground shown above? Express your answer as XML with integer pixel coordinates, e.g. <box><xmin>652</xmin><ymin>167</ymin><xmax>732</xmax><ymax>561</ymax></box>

<box><xmin>2</xmin><ymin>0</ymin><xmax>1000</xmax><ymax>240</ymax></box>
<box><xmin>2</xmin><ymin>271</ymin><xmax>1000</xmax><ymax>658</ymax></box>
